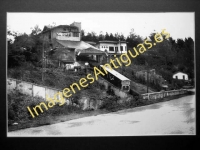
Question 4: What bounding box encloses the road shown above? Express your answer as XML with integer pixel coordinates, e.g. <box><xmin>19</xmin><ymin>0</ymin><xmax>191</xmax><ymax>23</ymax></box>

<box><xmin>8</xmin><ymin>95</ymin><xmax>195</xmax><ymax>136</ymax></box>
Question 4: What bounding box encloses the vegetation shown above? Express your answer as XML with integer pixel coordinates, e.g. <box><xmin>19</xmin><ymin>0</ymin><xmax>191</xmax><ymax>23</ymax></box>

<box><xmin>80</xmin><ymin>29</ymin><xmax>194</xmax><ymax>90</ymax></box>
<box><xmin>8</xmin><ymin>90</ymin><xmax>82</xmax><ymax>126</ymax></box>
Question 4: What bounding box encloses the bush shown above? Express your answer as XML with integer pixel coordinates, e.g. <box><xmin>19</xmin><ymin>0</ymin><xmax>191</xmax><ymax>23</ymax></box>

<box><xmin>99</xmin><ymin>96</ymin><xmax>120</xmax><ymax>111</ymax></box>
<box><xmin>8</xmin><ymin>90</ymin><xmax>84</xmax><ymax>125</ymax></box>
<box><xmin>8</xmin><ymin>90</ymin><xmax>38</xmax><ymax>122</ymax></box>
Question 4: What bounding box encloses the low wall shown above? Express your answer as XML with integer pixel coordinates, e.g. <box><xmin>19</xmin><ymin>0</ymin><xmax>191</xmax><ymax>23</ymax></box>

<box><xmin>141</xmin><ymin>89</ymin><xmax>188</xmax><ymax>100</ymax></box>
<box><xmin>7</xmin><ymin>78</ymin><xmax>101</xmax><ymax>110</ymax></box>
<box><xmin>7</xmin><ymin>78</ymin><xmax>72</xmax><ymax>104</ymax></box>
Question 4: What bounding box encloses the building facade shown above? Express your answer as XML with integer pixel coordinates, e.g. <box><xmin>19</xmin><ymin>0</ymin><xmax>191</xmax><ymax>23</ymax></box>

<box><xmin>172</xmin><ymin>72</ymin><xmax>189</xmax><ymax>80</ymax></box>
<box><xmin>42</xmin><ymin>22</ymin><xmax>81</xmax><ymax>42</ymax></box>
<box><xmin>95</xmin><ymin>41</ymin><xmax>127</xmax><ymax>55</ymax></box>
<box><xmin>40</xmin><ymin>22</ymin><xmax>106</xmax><ymax>68</ymax></box>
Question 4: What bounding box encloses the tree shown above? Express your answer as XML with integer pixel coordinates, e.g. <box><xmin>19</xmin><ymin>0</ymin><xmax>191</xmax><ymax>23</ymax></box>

<box><xmin>98</xmin><ymin>31</ymin><xmax>104</xmax><ymax>41</ymax></box>
<box><xmin>119</xmin><ymin>33</ymin><xmax>125</xmax><ymax>41</ymax></box>
<box><xmin>8</xmin><ymin>25</ymin><xmax>43</xmax><ymax>68</ymax></box>
<box><xmin>91</xmin><ymin>31</ymin><xmax>98</xmax><ymax>42</ymax></box>
<box><xmin>104</xmin><ymin>32</ymin><xmax>110</xmax><ymax>40</ymax></box>
<box><xmin>81</xmin><ymin>30</ymin><xmax>85</xmax><ymax>40</ymax></box>
<box><xmin>109</xmin><ymin>33</ymin><xmax>115</xmax><ymax>41</ymax></box>
<box><xmin>30</xmin><ymin>25</ymin><xmax>41</xmax><ymax>36</ymax></box>
<box><xmin>126</xmin><ymin>29</ymin><xmax>143</xmax><ymax>48</ymax></box>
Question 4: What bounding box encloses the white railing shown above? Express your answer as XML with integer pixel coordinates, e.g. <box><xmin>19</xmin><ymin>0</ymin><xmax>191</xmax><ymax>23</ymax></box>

<box><xmin>141</xmin><ymin>89</ymin><xmax>188</xmax><ymax>100</ymax></box>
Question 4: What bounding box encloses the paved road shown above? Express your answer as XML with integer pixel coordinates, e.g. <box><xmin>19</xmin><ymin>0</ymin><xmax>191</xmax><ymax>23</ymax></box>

<box><xmin>8</xmin><ymin>95</ymin><xmax>195</xmax><ymax>136</ymax></box>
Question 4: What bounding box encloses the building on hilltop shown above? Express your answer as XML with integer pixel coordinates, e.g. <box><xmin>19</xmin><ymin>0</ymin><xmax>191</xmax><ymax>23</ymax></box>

<box><xmin>172</xmin><ymin>72</ymin><xmax>188</xmax><ymax>80</ymax></box>
<box><xmin>172</xmin><ymin>72</ymin><xmax>191</xmax><ymax>89</ymax></box>
<box><xmin>39</xmin><ymin>22</ymin><xmax>106</xmax><ymax>69</ymax></box>
<box><xmin>42</xmin><ymin>22</ymin><xmax>81</xmax><ymax>42</ymax></box>
<box><xmin>95</xmin><ymin>40</ymin><xmax>127</xmax><ymax>55</ymax></box>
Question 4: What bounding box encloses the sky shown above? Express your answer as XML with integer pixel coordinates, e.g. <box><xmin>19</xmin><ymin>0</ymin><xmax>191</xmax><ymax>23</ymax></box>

<box><xmin>7</xmin><ymin>12</ymin><xmax>195</xmax><ymax>40</ymax></box>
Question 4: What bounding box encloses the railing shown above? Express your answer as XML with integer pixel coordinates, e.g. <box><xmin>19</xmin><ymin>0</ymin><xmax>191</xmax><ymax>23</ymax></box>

<box><xmin>141</xmin><ymin>89</ymin><xmax>188</xmax><ymax>100</ymax></box>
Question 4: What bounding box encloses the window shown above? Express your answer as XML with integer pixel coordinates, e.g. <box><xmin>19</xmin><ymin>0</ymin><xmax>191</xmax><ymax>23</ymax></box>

<box><xmin>109</xmin><ymin>46</ymin><xmax>114</xmax><ymax>51</ymax></box>
<box><xmin>176</xmin><ymin>76</ymin><xmax>178</xmax><ymax>79</ymax></box>
<box><xmin>125</xmin><ymin>46</ymin><xmax>127</xmax><ymax>51</ymax></box>
<box><xmin>73</xmin><ymin>32</ymin><xmax>79</xmax><ymax>37</ymax></box>
<box><xmin>120</xmin><ymin>46</ymin><xmax>123</xmax><ymax>51</ymax></box>
<box><xmin>49</xmin><ymin>32</ymin><xmax>51</xmax><ymax>39</ymax></box>
<box><xmin>115</xmin><ymin>47</ymin><xmax>118</xmax><ymax>52</ymax></box>
<box><xmin>122</xmin><ymin>86</ymin><xmax>129</xmax><ymax>91</ymax></box>
<box><xmin>183</xmin><ymin>75</ymin><xmax>185</xmax><ymax>80</ymax></box>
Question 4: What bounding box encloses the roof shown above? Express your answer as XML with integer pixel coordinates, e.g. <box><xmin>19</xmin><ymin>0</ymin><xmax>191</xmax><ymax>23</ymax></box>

<box><xmin>54</xmin><ymin>40</ymin><xmax>105</xmax><ymax>55</ymax></box>
<box><xmin>76</xmin><ymin>47</ymin><xmax>106</xmax><ymax>55</ymax></box>
<box><xmin>56</xmin><ymin>40</ymin><xmax>97</xmax><ymax>49</ymax></box>
<box><xmin>161</xmin><ymin>85</ymin><xmax>168</xmax><ymax>88</ymax></box>
<box><xmin>98</xmin><ymin>40</ymin><xmax>127</xmax><ymax>44</ymax></box>
<box><xmin>83</xmin><ymin>41</ymin><xmax>96</xmax><ymax>45</ymax></box>
<box><xmin>173</xmin><ymin>72</ymin><xmax>188</xmax><ymax>75</ymax></box>
<box><xmin>100</xmin><ymin>65</ymin><xmax>130</xmax><ymax>81</ymax></box>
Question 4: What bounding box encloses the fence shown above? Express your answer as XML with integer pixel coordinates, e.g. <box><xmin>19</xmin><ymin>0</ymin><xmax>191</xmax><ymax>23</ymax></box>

<box><xmin>8</xmin><ymin>78</ymin><xmax>63</xmax><ymax>100</ymax></box>
<box><xmin>140</xmin><ymin>89</ymin><xmax>188</xmax><ymax>100</ymax></box>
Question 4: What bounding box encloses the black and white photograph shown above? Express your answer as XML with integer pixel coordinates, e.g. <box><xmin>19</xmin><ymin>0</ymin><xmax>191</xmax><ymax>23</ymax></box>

<box><xmin>7</xmin><ymin>12</ymin><xmax>195</xmax><ymax>136</ymax></box>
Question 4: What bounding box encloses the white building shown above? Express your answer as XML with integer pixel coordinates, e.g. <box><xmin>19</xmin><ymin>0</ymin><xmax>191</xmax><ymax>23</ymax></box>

<box><xmin>95</xmin><ymin>41</ymin><xmax>127</xmax><ymax>55</ymax></box>
<box><xmin>173</xmin><ymin>72</ymin><xmax>189</xmax><ymax>80</ymax></box>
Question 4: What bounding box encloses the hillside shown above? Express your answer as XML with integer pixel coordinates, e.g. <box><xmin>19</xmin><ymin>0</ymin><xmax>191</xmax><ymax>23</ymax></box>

<box><xmin>7</xmin><ymin>62</ymin><xmax>107</xmax><ymax>101</ymax></box>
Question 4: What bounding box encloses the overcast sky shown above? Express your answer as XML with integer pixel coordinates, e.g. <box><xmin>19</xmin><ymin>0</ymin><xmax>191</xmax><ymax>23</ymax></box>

<box><xmin>7</xmin><ymin>12</ymin><xmax>194</xmax><ymax>40</ymax></box>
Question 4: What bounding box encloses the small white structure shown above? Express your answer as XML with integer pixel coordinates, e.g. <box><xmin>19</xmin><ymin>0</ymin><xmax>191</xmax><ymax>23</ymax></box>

<box><xmin>95</xmin><ymin>40</ymin><xmax>127</xmax><ymax>55</ymax></box>
<box><xmin>173</xmin><ymin>72</ymin><xmax>188</xmax><ymax>80</ymax></box>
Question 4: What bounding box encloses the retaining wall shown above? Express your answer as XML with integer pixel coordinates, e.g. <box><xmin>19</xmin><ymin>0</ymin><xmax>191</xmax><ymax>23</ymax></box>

<box><xmin>7</xmin><ymin>78</ymin><xmax>101</xmax><ymax>110</ymax></box>
<box><xmin>7</xmin><ymin>78</ymin><xmax>69</xmax><ymax>103</ymax></box>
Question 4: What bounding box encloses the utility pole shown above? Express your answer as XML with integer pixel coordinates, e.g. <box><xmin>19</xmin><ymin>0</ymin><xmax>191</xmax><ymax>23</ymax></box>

<box><xmin>146</xmin><ymin>61</ymin><xmax>149</xmax><ymax>93</ymax></box>
<box><xmin>42</xmin><ymin>35</ymin><xmax>44</xmax><ymax>82</ymax></box>
<box><xmin>42</xmin><ymin>35</ymin><xmax>47</xmax><ymax>83</ymax></box>
<box><xmin>147</xmin><ymin>69</ymin><xmax>149</xmax><ymax>93</ymax></box>
<box><xmin>119</xmin><ymin>38</ymin><xmax>123</xmax><ymax>74</ymax></box>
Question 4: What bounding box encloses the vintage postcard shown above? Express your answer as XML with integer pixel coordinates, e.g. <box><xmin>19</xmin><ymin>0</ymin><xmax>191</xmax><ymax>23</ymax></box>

<box><xmin>7</xmin><ymin>12</ymin><xmax>195</xmax><ymax>136</ymax></box>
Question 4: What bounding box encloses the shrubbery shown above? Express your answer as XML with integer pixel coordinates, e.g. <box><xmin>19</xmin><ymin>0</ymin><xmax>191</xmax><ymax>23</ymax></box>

<box><xmin>99</xmin><ymin>95</ymin><xmax>121</xmax><ymax>111</ymax></box>
<box><xmin>8</xmin><ymin>90</ymin><xmax>83</xmax><ymax>126</ymax></box>
<box><xmin>8</xmin><ymin>90</ymin><xmax>40</xmax><ymax>125</ymax></box>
